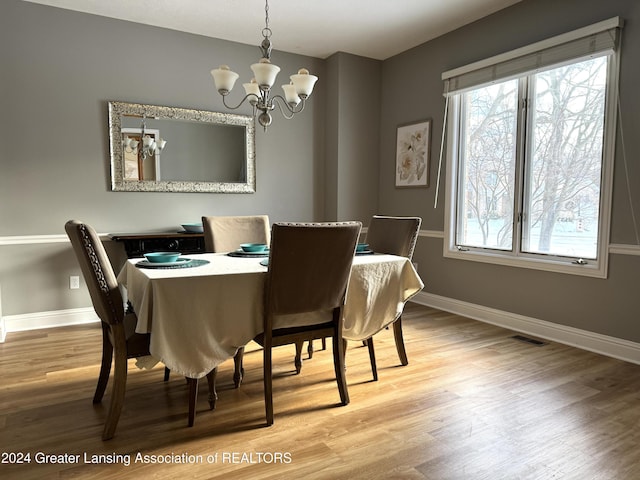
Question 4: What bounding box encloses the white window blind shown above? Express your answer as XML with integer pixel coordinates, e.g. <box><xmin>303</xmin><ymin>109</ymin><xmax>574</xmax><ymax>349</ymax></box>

<box><xmin>442</xmin><ymin>17</ymin><xmax>622</xmax><ymax>95</ymax></box>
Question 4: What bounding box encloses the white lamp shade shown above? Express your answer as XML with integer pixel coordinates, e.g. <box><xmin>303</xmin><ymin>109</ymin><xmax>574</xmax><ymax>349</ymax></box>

<box><xmin>282</xmin><ymin>84</ymin><xmax>301</xmax><ymax>105</ymax></box>
<box><xmin>290</xmin><ymin>69</ymin><xmax>318</xmax><ymax>97</ymax></box>
<box><xmin>142</xmin><ymin>135</ymin><xmax>154</xmax><ymax>147</ymax></box>
<box><xmin>251</xmin><ymin>60</ymin><xmax>281</xmax><ymax>88</ymax></box>
<box><xmin>243</xmin><ymin>80</ymin><xmax>261</xmax><ymax>97</ymax></box>
<box><xmin>157</xmin><ymin>138</ymin><xmax>167</xmax><ymax>150</ymax></box>
<box><xmin>211</xmin><ymin>65</ymin><xmax>239</xmax><ymax>93</ymax></box>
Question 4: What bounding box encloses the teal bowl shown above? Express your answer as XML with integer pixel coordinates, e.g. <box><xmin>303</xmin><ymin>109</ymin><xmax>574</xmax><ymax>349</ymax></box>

<box><xmin>356</xmin><ymin>243</ymin><xmax>369</xmax><ymax>252</ymax></box>
<box><xmin>144</xmin><ymin>252</ymin><xmax>181</xmax><ymax>263</ymax></box>
<box><xmin>240</xmin><ymin>243</ymin><xmax>267</xmax><ymax>253</ymax></box>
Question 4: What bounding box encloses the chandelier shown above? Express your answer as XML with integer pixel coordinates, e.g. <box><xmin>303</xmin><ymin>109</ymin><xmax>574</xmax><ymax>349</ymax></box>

<box><xmin>122</xmin><ymin>115</ymin><xmax>167</xmax><ymax>160</ymax></box>
<box><xmin>211</xmin><ymin>0</ymin><xmax>318</xmax><ymax>131</ymax></box>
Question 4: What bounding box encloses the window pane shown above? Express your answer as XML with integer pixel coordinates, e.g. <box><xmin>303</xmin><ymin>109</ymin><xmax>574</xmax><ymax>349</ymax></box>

<box><xmin>522</xmin><ymin>57</ymin><xmax>607</xmax><ymax>259</ymax></box>
<box><xmin>456</xmin><ymin>80</ymin><xmax>518</xmax><ymax>250</ymax></box>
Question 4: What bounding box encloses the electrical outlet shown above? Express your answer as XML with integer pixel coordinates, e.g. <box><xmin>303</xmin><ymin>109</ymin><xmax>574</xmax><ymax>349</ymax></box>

<box><xmin>69</xmin><ymin>276</ymin><xmax>80</xmax><ymax>290</ymax></box>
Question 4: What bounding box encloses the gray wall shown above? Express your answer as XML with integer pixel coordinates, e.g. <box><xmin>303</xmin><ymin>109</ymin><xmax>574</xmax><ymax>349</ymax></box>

<box><xmin>0</xmin><ymin>0</ymin><xmax>373</xmax><ymax>316</ymax></box>
<box><xmin>0</xmin><ymin>0</ymin><xmax>325</xmax><ymax>236</ymax></box>
<box><xmin>2</xmin><ymin>0</ymin><xmax>639</xmax><ymax>347</ymax></box>
<box><xmin>379</xmin><ymin>0</ymin><xmax>640</xmax><ymax>342</ymax></box>
<box><xmin>324</xmin><ymin>53</ymin><xmax>381</xmax><ymax>221</ymax></box>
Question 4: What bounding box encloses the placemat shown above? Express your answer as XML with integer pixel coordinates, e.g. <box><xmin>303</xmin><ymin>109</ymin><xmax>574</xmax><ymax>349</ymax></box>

<box><xmin>227</xmin><ymin>251</ymin><xmax>269</xmax><ymax>258</ymax></box>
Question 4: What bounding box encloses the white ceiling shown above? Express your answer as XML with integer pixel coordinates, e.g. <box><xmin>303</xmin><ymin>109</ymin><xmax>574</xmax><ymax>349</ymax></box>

<box><xmin>22</xmin><ymin>0</ymin><xmax>521</xmax><ymax>60</ymax></box>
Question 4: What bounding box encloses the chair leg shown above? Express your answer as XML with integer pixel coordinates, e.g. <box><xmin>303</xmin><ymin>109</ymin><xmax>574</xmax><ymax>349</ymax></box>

<box><xmin>187</xmin><ymin>377</ymin><xmax>198</xmax><ymax>427</ymax></box>
<box><xmin>294</xmin><ymin>342</ymin><xmax>303</xmax><ymax>374</ymax></box>
<box><xmin>333</xmin><ymin>333</ymin><xmax>350</xmax><ymax>405</ymax></box>
<box><xmin>163</xmin><ymin>367</ymin><xmax>170</xmax><ymax>381</ymax></box>
<box><xmin>264</xmin><ymin>345</ymin><xmax>274</xmax><ymax>426</ymax></box>
<box><xmin>307</xmin><ymin>338</ymin><xmax>327</xmax><ymax>358</ymax></box>
<box><xmin>206</xmin><ymin>369</ymin><xmax>217</xmax><ymax>410</ymax></box>
<box><xmin>366</xmin><ymin>338</ymin><xmax>378</xmax><ymax>381</ymax></box>
<box><xmin>102</xmin><ymin>346</ymin><xmax>127</xmax><ymax>441</ymax></box>
<box><xmin>393</xmin><ymin>316</ymin><xmax>409</xmax><ymax>366</ymax></box>
<box><xmin>188</xmin><ymin>369</ymin><xmax>217</xmax><ymax>426</ymax></box>
<box><xmin>233</xmin><ymin>347</ymin><xmax>244</xmax><ymax>388</ymax></box>
<box><xmin>94</xmin><ymin>327</ymin><xmax>113</xmax><ymax>404</ymax></box>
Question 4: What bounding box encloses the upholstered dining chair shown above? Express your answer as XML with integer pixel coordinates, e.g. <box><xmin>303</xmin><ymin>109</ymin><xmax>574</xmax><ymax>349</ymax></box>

<box><xmin>65</xmin><ymin>220</ymin><xmax>214</xmax><ymax>438</ymax></box>
<box><xmin>201</xmin><ymin>214</ymin><xmax>271</xmax><ymax>388</ymax></box>
<box><xmin>363</xmin><ymin>215</ymin><xmax>421</xmax><ymax>380</ymax></box>
<box><xmin>202</xmin><ymin>215</ymin><xmax>270</xmax><ymax>253</ymax></box>
<box><xmin>252</xmin><ymin>221</ymin><xmax>361</xmax><ymax>425</ymax></box>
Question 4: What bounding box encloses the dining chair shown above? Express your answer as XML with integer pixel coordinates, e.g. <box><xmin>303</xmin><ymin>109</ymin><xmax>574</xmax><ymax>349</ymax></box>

<box><xmin>363</xmin><ymin>215</ymin><xmax>421</xmax><ymax>380</ymax></box>
<box><xmin>201</xmin><ymin>215</ymin><xmax>270</xmax><ymax>253</ymax></box>
<box><xmin>252</xmin><ymin>221</ymin><xmax>361</xmax><ymax>425</ymax></box>
<box><xmin>201</xmin><ymin>214</ymin><xmax>271</xmax><ymax>389</ymax></box>
<box><xmin>65</xmin><ymin>220</ymin><xmax>215</xmax><ymax>438</ymax></box>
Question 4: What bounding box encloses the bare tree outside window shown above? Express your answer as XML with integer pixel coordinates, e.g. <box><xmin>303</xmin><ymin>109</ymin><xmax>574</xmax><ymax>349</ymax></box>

<box><xmin>524</xmin><ymin>57</ymin><xmax>607</xmax><ymax>258</ymax></box>
<box><xmin>455</xmin><ymin>56</ymin><xmax>607</xmax><ymax>260</ymax></box>
<box><xmin>457</xmin><ymin>79</ymin><xmax>518</xmax><ymax>250</ymax></box>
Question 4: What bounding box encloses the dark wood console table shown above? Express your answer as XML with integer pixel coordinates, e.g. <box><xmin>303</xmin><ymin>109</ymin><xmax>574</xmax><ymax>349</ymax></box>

<box><xmin>110</xmin><ymin>232</ymin><xmax>205</xmax><ymax>258</ymax></box>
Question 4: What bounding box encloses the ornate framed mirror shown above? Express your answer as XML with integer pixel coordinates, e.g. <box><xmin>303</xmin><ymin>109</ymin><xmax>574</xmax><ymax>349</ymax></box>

<box><xmin>108</xmin><ymin>101</ymin><xmax>255</xmax><ymax>193</ymax></box>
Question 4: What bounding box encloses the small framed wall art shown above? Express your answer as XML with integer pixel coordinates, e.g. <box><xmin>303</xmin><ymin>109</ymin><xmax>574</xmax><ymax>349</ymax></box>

<box><xmin>395</xmin><ymin>119</ymin><xmax>431</xmax><ymax>188</ymax></box>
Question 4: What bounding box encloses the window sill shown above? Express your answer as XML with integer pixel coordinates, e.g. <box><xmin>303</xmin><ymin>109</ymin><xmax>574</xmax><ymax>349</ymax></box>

<box><xmin>443</xmin><ymin>247</ymin><xmax>607</xmax><ymax>279</ymax></box>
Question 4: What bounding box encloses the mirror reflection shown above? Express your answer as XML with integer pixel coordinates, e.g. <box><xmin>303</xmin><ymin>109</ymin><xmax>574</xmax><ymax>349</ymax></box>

<box><xmin>108</xmin><ymin>101</ymin><xmax>255</xmax><ymax>193</ymax></box>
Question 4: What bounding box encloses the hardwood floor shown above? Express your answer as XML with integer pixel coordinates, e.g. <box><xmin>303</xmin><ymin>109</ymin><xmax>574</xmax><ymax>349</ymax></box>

<box><xmin>1</xmin><ymin>304</ymin><xmax>639</xmax><ymax>479</ymax></box>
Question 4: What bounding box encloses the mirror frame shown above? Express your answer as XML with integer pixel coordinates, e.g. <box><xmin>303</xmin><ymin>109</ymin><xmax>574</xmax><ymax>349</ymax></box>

<box><xmin>108</xmin><ymin>101</ymin><xmax>256</xmax><ymax>193</ymax></box>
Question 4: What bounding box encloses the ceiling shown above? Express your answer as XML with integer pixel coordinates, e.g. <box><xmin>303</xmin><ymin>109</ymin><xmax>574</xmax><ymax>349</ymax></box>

<box><xmin>22</xmin><ymin>0</ymin><xmax>521</xmax><ymax>60</ymax></box>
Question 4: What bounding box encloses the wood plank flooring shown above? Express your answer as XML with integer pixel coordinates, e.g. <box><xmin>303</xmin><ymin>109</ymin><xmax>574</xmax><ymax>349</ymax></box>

<box><xmin>1</xmin><ymin>304</ymin><xmax>640</xmax><ymax>479</ymax></box>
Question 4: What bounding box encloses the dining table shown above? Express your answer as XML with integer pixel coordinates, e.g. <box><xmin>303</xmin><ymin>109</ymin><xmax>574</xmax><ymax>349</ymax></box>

<box><xmin>116</xmin><ymin>251</ymin><xmax>424</xmax><ymax>380</ymax></box>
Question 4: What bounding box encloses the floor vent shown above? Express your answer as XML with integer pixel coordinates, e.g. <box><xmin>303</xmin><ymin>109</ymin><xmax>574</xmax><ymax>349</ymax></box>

<box><xmin>512</xmin><ymin>335</ymin><xmax>547</xmax><ymax>346</ymax></box>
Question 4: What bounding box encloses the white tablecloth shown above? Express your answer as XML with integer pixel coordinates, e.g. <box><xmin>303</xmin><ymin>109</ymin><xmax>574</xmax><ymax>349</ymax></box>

<box><xmin>117</xmin><ymin>253</ymin><xmax>423</xmax><ymax>378</ymax></box>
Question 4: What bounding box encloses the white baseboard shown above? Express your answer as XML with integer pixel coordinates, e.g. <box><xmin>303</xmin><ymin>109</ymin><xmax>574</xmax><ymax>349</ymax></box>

<box><xmin>412</xmin><ymin>292</ymin><xmax>640</xmax><ymax>365</ymax></box>
<box><xmin>2</xmin><ymin>307</ymin><xmax>100</xmax><ymax>341</ymax></box>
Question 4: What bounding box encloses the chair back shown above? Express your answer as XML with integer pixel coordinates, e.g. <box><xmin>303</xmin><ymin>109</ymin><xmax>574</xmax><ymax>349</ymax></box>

<box><xmin>201</xmin><ymin>215</ymin><xmax>270</xmax><ymax>252</ymax></box>
<box><xmin>65</xmin><ymin>220</ymin><xmax>124</xmax><ymax>325</ymax></box>
<box><xmin>265</xmin><ymin>222</ymin><xmax>361</xmax><ymax>317</ymax></box>
<box><xmin>365</xmin><ymin>215</ymin><xmax>422</xmax><ymax>260</ymax></box>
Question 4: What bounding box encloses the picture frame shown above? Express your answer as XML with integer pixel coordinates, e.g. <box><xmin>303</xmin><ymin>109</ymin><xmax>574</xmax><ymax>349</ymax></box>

<box><xmin>395</xmin><ymin>119</ymin><xmax>431</xmax><ymax>188</ymax></box>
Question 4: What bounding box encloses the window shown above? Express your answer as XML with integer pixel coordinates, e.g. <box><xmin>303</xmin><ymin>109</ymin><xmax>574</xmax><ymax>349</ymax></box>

<box><xmin>442</xmin><ymin>18</ymin><xmax>621</xmax><ymax>278</ymax></box>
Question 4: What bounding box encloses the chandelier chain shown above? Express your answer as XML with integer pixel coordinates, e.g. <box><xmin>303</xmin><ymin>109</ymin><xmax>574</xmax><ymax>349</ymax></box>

<box><xmin>262</xmin><ymin>0</ymin><xmax>271</xmax><ymax>39</ymax></box>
